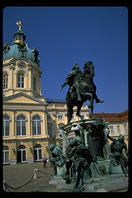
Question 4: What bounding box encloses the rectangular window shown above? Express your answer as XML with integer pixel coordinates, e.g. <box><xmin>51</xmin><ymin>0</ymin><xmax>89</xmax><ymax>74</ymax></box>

<box><xmin>32</xmin><ymin>121</ymin><xmax>41</xmax><ymax>135</ymax></box>
<box><xmin>5</xmin><ymin>121</ymin><xmax>9</xmax><ymax>136</ymax></box>
<box><xmin>18</xmin><ymin>75</ymin><xmax>24</xmax><ymax>88</ymax></box>
<box><xmin>58</xmin><ymin>114</ymin><xmax>63</xmax><ymax>120</ymax></box>
<box><xmin>5</xmin><ymin>151</ymin><xmax>9</xmax><ymax>163</ymax></box>
<box><xmin>17</xmin><ymin>121</ymin><xmax>26</xmax><ymax>136</ymax></box>
<box><xmin>124</xmin><ymin>124</ymin><xmax>128</xmax><ymax>134</ymax></box>
<box><xmin>3</xmin><ymin>151</ymin><xmax>9</xmax><ymax>164</ymax></box>
<box><xmin>3</xmin><ymin>74</ymin><xmax>8</xmax><ymax>89</ymax></box>
<box><xmin>22</xmin><ymin>121</ymin><xmax>26</xmax><ymax>135</ymax></box>
<box><xmin>3</xmin><ymin>120</ymin><xmax>9</xmax><ymax>136</ymax></box>
<box><xmin>109</xmin><ymin>125</ymin><xmax>114</xmax><ymax>136</ymax></box>
<box><xmin>17</xmin><ymin>121</ymin><xmax>21</xmax><ymax>135</ymax></box>
<box><xmin>37</xmin><ymin>122</ymin><xmax>41</xmax><ymax>135</ymax></box>
<box><xmin>117</xmin><ymin>125</ymin><xmax>121</xmax><ymax>135</ymax></box>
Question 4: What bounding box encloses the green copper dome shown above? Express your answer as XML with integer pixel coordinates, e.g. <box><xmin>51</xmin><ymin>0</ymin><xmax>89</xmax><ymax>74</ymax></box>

<box><xmin>3</xmin><ymin>21</ymin><xmax>40</xmax><ymax>65</ymax></box>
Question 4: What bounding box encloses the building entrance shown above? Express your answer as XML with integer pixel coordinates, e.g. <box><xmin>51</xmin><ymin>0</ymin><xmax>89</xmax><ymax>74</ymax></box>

<box><xmin>17</xmin><ymin>145</ymin><xmax>26</xmax><ymax>163</ymax></box>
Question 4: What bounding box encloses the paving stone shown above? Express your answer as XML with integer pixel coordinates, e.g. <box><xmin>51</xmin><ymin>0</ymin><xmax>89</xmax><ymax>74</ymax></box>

<box><xmin>3</xmin><ymin>162</ymin><xmax>128</xmax><ymax>192</ymax></box>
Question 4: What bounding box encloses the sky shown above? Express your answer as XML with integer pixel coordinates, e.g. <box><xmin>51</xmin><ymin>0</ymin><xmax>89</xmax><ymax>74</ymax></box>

<box><xmin>3</xmin><ymin>6</ymin><xmax>128</xmax><ymax>113</ymax></box>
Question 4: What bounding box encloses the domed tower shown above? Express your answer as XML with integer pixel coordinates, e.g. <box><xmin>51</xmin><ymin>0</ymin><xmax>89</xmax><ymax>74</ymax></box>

<box><xmin>3</xmin><ymin>21</ymin><xmax>42</xmax><ymax>98</ymax></box>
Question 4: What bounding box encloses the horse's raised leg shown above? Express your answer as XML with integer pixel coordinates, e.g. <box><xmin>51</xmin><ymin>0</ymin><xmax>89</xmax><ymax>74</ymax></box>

<box><xmin>88</xmin><ymin>94</ymin><xmax>94</xmax><ymax>114</ymax></box>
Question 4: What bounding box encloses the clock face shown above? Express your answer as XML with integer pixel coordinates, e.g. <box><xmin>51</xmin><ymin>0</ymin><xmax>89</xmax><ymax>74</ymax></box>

<box><xmin>17</xmin><ymin>60</ymin><xmax>26</xmax><ymax>68</ymax></box>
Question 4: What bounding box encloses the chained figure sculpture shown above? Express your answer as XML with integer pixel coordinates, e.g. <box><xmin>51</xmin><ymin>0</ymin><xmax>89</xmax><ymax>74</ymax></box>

<box><xmin>64</xmin><ymin>123</ymin><xmax>93</xmax><ymax>192</ymax></box>
<box><xmin>107</xmin><ymin>134</ymin><xmax>128</xmax><ymax>176</ymax></box>
<box><xmin>48</xmin><ymin>144</ymin><xmax>66</xmax><ymax>177</ymax></box>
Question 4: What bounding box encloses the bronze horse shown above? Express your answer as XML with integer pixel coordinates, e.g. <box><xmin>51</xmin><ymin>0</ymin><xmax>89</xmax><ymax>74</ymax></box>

<box><xmin>62</xmin><ymin>62</ymin><xmax>103</xmax><ymax>124</ymax></box>
<box><xmin>66</xmin><ymin>73</ymin><xmax>96</xmax><ymax>123</ymax></box>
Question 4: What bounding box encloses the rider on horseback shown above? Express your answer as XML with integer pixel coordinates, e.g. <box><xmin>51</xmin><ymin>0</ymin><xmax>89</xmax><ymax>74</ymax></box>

<box><xmin>61</xmin><ymin>61</ymin><xmax>104</xmax><ymax>123</ymax></box>
<box><xmin>83</xmin><ymin>61</ymin><xmax>104</xmax><ymax>103</ymax></box>
<box><xmin>61</xmin><ymin>63</ymin><xmax>82</xmax><ymax>102</ymax></box>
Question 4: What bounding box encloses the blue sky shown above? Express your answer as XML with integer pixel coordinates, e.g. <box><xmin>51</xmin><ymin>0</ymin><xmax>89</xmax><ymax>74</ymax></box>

<box><xmin>3</xmin><ymin>6</ymin><xmax>128</xmax><ymax>113</ymax></box>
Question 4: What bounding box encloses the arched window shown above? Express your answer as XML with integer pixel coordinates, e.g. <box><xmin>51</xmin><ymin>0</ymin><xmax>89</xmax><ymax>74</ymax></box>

<box><xmin>34</xmin><ymin>144</ymin><xmax>42</xmax><ymax>161</ymax></box>
<box><xmin>17</xmin><ymin>71</ymin><xmax>24</xmax><ymax>88</ymax></box>
<box><xmin>17</xmin><ymin>145</ymin><xmax>26</xmax><ymax>163</ymax></box>
<box><xmin>16</xmin><ymin>114</ymin><xmax>26</xmax><ymax>136</ymax></box>
<box><xmin>32</xmin><ymin>115</ymin><xmax>41</xmax><ymax>135</ymax></box>
<box><xmin>3</xmin><ymin>73</ymin><xmax>8</xmax><ymax>89</ymax></box>
<box><xmin>3</xmin><ymin>114</ymin><xmax>10</xmax><ymax>136</ymax></box>
<box><xmin>3</xmin><ymin>146</ymin><xmax>9</xmax><ymax>164</ymax></box>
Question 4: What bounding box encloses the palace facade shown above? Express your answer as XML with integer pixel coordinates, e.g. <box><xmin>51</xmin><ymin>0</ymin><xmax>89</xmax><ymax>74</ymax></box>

<box><xmin>3</xmin><ymin>22</ymin><xmax>128</xmax><ymax>165</ymax></box>
<box><xmin>2</xmin><ymin>22</ymin><xmax>89</xmax><ymax>165</ymax></box>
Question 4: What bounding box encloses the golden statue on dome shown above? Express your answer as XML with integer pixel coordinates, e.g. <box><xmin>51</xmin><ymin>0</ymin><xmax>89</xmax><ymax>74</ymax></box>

<box><xmin>16</xmin><ymin>21</ymin><xmax>22</xmax><ymax>31</ymax></box>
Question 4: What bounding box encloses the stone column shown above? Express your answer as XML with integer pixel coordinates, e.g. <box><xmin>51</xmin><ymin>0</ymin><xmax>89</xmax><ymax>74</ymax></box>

<box><xmin>13</xmin><ymin>110</ymin><xmax>16</xmax><ymax>137</ymax></box>
<box><xmin>43</xmin><ymin>110</ymin><xmax>48</xmax><ymax>137</ymax></box>
<box><xmin>28</xmin><ymin>110</ymin><xmax>32</xmax><ymax>137</ymax></box>
<box><xmin>10</xmin><ymin>64</ymin><xmax>15</xmax><ymax>94</ymax></box>
<box><xmin>28</xmin><ymin>66</ymin><xmax>32</xmax><ymax>94</ymax></box>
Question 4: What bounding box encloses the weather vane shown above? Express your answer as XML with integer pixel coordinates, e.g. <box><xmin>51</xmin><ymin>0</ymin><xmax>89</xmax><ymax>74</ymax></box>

<box><xmin>16</xmin><ymin>21</ymin><xmax>22</xmax><ymax>31</ymax></box>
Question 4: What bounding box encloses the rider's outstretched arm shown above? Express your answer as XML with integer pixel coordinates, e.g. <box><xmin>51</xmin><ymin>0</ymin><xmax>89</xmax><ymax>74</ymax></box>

<box><xmin>61</xmin><ymin>80</ymin><xmax>68</xmax><ymax>90</ymax></box>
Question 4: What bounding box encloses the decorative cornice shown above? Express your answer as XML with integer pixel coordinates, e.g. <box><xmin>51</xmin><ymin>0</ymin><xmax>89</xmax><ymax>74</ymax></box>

<box><xmin>3</xmin><ymin>92</ymin><xmax>47</xmax><ymax>105</ymax></box>
<box><xmin>3</xmin><ymin>57</ymin><xmax>34</xmax><ymax>67</ymax></box>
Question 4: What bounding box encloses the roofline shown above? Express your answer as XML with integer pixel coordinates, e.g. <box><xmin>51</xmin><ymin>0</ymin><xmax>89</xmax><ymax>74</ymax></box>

<box><xmin>93</xmin><ymin>110</ymin><xmax>128</xmax><ymax>122</ymax></box>
<box><xmin>46</xmin><ymin>98</ymin><xmax>66</xmax><ymax>103</ymax></box>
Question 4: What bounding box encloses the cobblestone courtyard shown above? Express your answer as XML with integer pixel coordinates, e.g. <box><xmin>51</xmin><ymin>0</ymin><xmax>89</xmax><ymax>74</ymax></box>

<box><xmin>3</xmin><ymin>162</ymin><xmax>71</xmax><ymax>192</ymax></box>
<box><xmin>3</xmin><ymin>162</ymin><xmax>129</xmax><ymax>193</ymax></box>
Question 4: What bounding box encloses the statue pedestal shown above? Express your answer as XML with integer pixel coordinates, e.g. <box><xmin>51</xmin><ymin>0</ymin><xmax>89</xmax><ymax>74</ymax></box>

<box><xmin>49</xmin><ymin>118</ymin><xmax>128</xmax><ymax>192</ymax></box>
<box><xmin>110</xmin><ymin>164</ymin><xmax>123</xmax><ymax>174</ymax></box>
<box><xmin>90</xmin><ymin>159</ymin><xmax>110</xmax><ymax>178</ymax></box>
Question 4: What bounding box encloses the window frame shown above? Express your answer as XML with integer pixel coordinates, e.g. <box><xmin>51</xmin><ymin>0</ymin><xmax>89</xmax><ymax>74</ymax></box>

<box><xmin>109</xmin><ymin>125</ymin><xmax>114</xmax><ymax>136</ymax></box>
<box><xmin>16</xmin><ymin>114</ymin><xmax>27</xmax><ymax>136</ymax></box>
<box><xmin>123</xmin><ymin>123</ymin><xmax>128</xmax><ymax>134</ymax></box>
<box><xmin>3</xmin><ymin>114</ymin><xmax>11</xmax><ymax>136</ymax></box>
<box><xmin>3</xmin><ymin>73</ymin><xmax>8</xmax><ymax>89</ymax></box>
<box><xmin>17</xmin><ymin>145</ymin><xmax>26</xmax><ymax>163</ymax></box>
<box><xmin>17</xmin><ymin>71</ymin><xmax>24</xmax><ymax>88</ymax></box>
<box><xmin>32</xmin><ymin>115</ymin><xmax>42</xmax><ymax>135</ymax></box>
<box><xmin>57</xmin><ymin>114</ymin><xmax>63</xmax><ymax>120</ymax></box>
<box><xmin>3</xmin><ymin>146</ymin><xmax>9</xmax><ymax>164</ymax></box>
<box><xmin>34</xmin><ymin>144</ymin><xmax>42</xmax><ymax>161</ymax></box>
<box><xmin>117</xmin><ymin>125</ymin><xmax>121</xmax><ymax>135</ymax></box>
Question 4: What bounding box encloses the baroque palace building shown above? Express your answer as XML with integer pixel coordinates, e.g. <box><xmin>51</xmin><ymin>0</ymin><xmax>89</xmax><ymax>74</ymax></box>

<box><xmin>3</xmin><ymin>22</ymin><xmax>128</xmax><ymax>165</ymax></box>
<box><xmin>2</xmin><ymin>22</ymin><xmax>89</xmax><ymax>165</ymax></box>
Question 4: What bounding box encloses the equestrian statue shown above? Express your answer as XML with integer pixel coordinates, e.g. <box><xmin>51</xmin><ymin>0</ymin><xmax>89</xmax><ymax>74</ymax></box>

<box><xmin>61</xmin><ymin>61</ymin><xmax>104</xmax><ymax>123</ymax></box>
